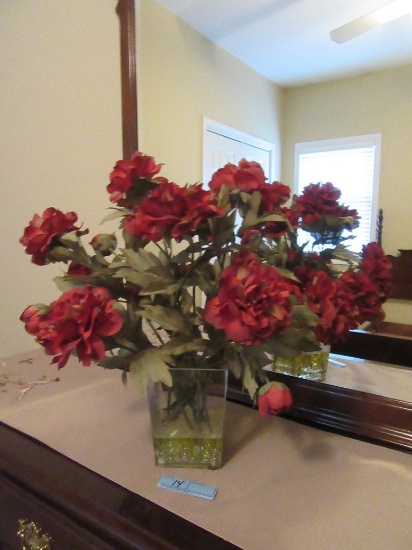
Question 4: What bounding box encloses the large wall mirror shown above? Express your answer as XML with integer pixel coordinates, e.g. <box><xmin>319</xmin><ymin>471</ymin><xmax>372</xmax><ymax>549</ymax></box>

<box><xmin>117</xmin><ymin>0</ymin><xmax>412</xmax><ymax>451</ymax></box>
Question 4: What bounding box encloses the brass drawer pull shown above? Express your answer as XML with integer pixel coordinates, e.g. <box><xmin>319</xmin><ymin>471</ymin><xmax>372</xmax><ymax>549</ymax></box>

<box><xmin>17</xmin><ymin>519</ymin><xmax>52</xmax><ymax>550</ymax></box>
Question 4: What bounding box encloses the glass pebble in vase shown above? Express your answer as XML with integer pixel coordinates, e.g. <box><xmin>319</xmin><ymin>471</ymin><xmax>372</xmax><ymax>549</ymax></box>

<box><xmin>147</xmin><ymin>368</ymin><xmax>228</xmax><ymax>470</ymax></box>
<box><xmin>273</xmin><ymin>344</ymin><xmax>331</xmax><ymax>382</ymax></box>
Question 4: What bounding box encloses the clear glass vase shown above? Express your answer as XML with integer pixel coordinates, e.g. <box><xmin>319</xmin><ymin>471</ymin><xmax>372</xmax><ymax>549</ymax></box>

<box><xmin>147</xmin><ymin>368</ymin><xmax>228</xmax><ymax>470</ymax></box>
<box><xmin>272</xmin><ymin>345</ymin><xmax>330</xmax><ymax>381</ymax></box>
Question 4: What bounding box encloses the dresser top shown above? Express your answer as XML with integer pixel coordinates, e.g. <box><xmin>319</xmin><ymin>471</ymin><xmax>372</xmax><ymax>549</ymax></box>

<box><xmin>1</xmin><ymin>349</ymin><xmax>412</xmax><ymax>550</ymax></box>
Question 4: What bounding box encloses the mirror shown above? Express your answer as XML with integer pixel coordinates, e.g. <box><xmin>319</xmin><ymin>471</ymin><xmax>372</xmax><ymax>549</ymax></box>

<box><xmin>117</xmin><ymin>0</ymin><xmax>412</xmax><ymax>450</ymax></box>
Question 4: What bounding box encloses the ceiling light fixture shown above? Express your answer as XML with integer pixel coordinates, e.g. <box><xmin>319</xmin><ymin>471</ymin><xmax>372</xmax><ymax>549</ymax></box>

<box><xmin>330</xmin><ymin>0</ymin><xmax>412</xmax><ymax>43</ymax></box>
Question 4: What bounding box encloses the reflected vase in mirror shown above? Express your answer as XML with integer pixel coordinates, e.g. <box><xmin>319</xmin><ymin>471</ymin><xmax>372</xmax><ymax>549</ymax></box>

<box><xmin>147</xmin><ymin>368</ymin><xmax>228</xmax><ymax>470</ymax></box>
<box><xmin>272</xmin><ymin>345</ymin><xmax>331</xmax><ymax>382</ymax></box>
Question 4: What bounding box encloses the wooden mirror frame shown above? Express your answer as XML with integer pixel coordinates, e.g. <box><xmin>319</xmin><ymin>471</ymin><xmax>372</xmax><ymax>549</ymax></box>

<box><xmin>117</xmin><ymin>0</ymin><xmax>138</xmax><ymax>159</ymax></box>
<box><xmin>116</xmin><ymin>1</ymin><xmax>412</xmax><ymax>453</ymax></box>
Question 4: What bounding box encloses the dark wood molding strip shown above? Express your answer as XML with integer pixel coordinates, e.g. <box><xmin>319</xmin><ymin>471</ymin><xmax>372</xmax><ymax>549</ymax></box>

<box><xmin>227</xmin><ymin>373</ymin><xmax>412</xmax><ymax>453</ymax></box>
<box><xmin>116</xmin><ymin>0</ymin><xmax>138</xmax><ymax>160</ymax></box>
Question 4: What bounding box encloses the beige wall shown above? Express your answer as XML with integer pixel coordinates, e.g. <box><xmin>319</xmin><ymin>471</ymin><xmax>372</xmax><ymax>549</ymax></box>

<box><xmin>137</xmin><ymin>0</ymin><xmax>283</xmax><ymax>184</ymax></box>
<box><xmin>0</xmin><ymin>1</ymin><xmax>122</xmax><ymax>357</ymax></box>
<box><xmin>282</xmin><ymin>65</ymin><xmax>412</xmax><ymax>324</ymax></box>
<box><xmin>1</xmin><ymin>0</ymin><xmax>282</xmax><ymax>359</ymax></box>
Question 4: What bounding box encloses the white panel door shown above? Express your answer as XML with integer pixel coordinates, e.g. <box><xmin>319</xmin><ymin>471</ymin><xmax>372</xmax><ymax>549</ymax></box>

<box><xmin>203</xmin><ymin>118</ymin><xmax>275</xmax><ymax>185</ymax></box>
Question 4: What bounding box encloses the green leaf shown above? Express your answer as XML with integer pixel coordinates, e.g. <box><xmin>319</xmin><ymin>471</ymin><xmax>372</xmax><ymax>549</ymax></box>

<box><xmin>211</xmin><ymin>210</ymin><xmax>236</xmax><ymax>248</ymax></box>
<box><xmin>138</xmin><ymin>271</ymin><xmax>180</xmax><ymax>295</ymax></box>
<box><xmin>195</xmin><ymin>268</ymin><xmax>216</xmax><ymax>295</ymax></box>
<box><xmin>99</xmin><ymin>352</ymin><xmax>133</xmax><ymax>371</ymax></box>
<box><xmin>179</xmin><ymin>287</ymin><xmax>194</xmax><ymax>315</ymax></box>
<box><xmin>129</xmin><ymin>349</ymin><xmax>172</xmax><ymax>393</ymax></box>
<box><xmin>122</xmin><ymin>248</ymin><xmax>162</xmax><ymax>271</ymax></box>
<box><xmin>48</xmin><ymin>246</ymin><xmax>73</xmax><ymax>261</ymax></box>
<box><xmin>291</xmin><ymin>304</ymin><xmax>319</xmax><ymax>327</ymax></box>
<box><xmin>112</xmin><ymin>335</ymin><xmax>139</xmax><ymax>352</ymax></box>
<box><xmin>59</xmin><ymin>231</ymin><xmax>79</xmax><ymax>245</ymax></box>
<box><xmin>242</xmin><ymin>362</ymin><xmax>259</xmax><ymax>399</ymax></box>
<box><xmin>261</xmin><ymin>330</ymin><xmax>318</xmax><ymax>358</ymax></box>
<box><xmin>100</xmin><ymin>209</ymin><xmax>125</xmax><ymax>224</ymax></box>
<box><xmin>29</xmin><ymin>303</ymin><xmax>50</xmax><ymax>315</ymax></box>
<box><xmin>257</xmin><ymin>213</ymin><xmax>291</xmax><ymax>230</ymax></box>
<box><xmin>139</xmin><ymin>304</ymin><xmax>194</xmax><ymax>334</ymax></box>
<box><xmin>113</xmin><ymin>266</ymin><xmax>178</xmax><ymax>294</ymax></box>
<box><xmin>242</xmin><ymin>346</ymin><xmax>272</xmax><ymax>371</ymax></box>
<box><xmin>332</xmin><ymin>245</ymin><xmax>360</xmax><ymax>264</ymax></box>
<box><xmin>122</xmin><ymin>229</ymin><xmax>147</xmax><ymax>252</ymax></box>
<box><xmin>158</xmin><ymin>336</ymin><xmax>207</xmax><ymax>356</ymax></box>
<box><xmin>218</xmin><ymin>184</ymin><xmax>231</xmax><ymax>210</ymax></box>
<box><xmin>275</xmin><ymin>267</ymin><xmax>300</xmax><ymax>283</ymax></box>
<box><xmin>223</xmin><ymin>345</ymin><xmax>242</xmax><ymax>379</ymax></box>
<box><xmin>53</xmin><ymin>275</ymin><xmax>84</xmax><ymax>292</ymax></box>
<box><xmin>239</xmin><ymin>191</ymin><xmax>252</xmax><ymax>204</ymax></box>
<box><xmin>242</xmin><ymin>191</ymin><xmax>261</xmax><ymax>228</ymax></box>
<box><xmin>171</xmin><ymin>247</ymin><xmax>192</xmax><ymax>264</ymax></box>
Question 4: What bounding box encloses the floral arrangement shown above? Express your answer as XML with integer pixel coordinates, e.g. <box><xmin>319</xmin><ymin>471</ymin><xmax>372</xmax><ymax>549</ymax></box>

<box><xmin>19</xmin><ymin>152</ymin><xmax>392</xmax><ymax>415</ymax></box>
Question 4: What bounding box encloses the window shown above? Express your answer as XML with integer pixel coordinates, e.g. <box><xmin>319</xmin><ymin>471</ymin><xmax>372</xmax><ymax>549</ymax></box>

<box><xmin>295</xmin><ymin>134</ymin><xmax>381</xmax><ymax>252</ymax></box>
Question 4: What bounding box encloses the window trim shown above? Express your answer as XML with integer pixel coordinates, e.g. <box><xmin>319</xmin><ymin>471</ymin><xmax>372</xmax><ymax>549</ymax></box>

<box><xmin>294</xmin><ymin>134</ymin><xmax>382</xmax><ymax>244</ymax></box>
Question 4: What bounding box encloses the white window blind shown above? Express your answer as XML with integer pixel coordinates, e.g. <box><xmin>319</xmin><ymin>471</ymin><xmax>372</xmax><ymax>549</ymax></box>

<box><xmin>295</xmin><ymin>135</ymin><xmax>381</xmax><ymax>252</ymax></box>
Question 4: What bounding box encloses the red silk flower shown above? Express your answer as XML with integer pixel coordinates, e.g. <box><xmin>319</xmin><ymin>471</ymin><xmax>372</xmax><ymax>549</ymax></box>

<box><xmin>203</xmin><ymin>251</ymin><xmax>298</xmax><ymax>345</ymax></box>
<box><xmin>20</xmin><ymin>207</ymin><xmax>85</xmax><ymax>266</ymax></box>
<box><xmin>107</xmin><ymin>151</ymin><xmax>163</xmax><ymax>205</ymax></box>
<box><xmin>20</xmin><ymin>286</ymin><xmax>123</xmax><ymax>368</ymax></box>
<box><xmin>303</xmin><ymin>271</ymin><xmax>359</xmax><ymax>344</ymax></box>
<box><xmin>124</xmin><ymin>181</ymin><xmax>222</xmax><ymax>242</ymax></box>
<box><xmin>293</xmin><ymin>182</ymin><xmax>359</xmax><ymax>227</ymax></box>
<box><xmin>360</xmin><ymin>242</ymin><xmax>392</xmax><ymax>296</ymax></box>
<box><xmin>258</xmin><ymin>182</ymin><xmax>291</xmax><ymax>213</ymax></box>
<box><xmin>209</xmin><ymin>158</ymin><xmax>266</xmax><ymax>194</ymax></box>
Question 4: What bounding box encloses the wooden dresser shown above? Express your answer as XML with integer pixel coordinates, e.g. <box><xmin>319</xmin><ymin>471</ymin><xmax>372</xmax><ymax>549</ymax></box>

<box><xmin>0</xmin><ymin>423</ymin><xmax>237</xmax><ymax>550</ymax></box>
<box><xmin>0</xmin><ymin>351</ymin><xmax>237</xmax><ymax>549</ymax></box>
<box><xmin>1</xmin><ymin>349</ymin><xmax>412</xmax><ymax>550</ymax></box>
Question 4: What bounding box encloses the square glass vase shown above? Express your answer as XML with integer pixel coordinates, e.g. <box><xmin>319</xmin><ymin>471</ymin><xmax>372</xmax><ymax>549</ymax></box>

<box><xmin>272</xmin><ymin>345</ymin><xmax>330</xmax><ymax>381</ymax></box>
<box><xmin>147</xmin><ymin>368</ymin><xmax>228</xmax><ymax>470</ymax></box>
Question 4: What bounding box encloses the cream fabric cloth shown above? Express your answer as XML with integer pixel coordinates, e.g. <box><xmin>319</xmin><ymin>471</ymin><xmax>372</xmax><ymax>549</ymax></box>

<box><xmin>1</xmin><ymin>349</ymin><xmax>412</xmax><ymax>550</ymax></box>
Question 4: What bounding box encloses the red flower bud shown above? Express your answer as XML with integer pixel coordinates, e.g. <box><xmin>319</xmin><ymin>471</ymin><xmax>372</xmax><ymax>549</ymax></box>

<box><xmin>258</xmin><ymin>382</ymin><xmax>292</xmax><ymax>417</ymax></box>
<box><xmin>90</xmin><ymin>233</ymin><xmax>117</xmax><ymax>256</ymax></box>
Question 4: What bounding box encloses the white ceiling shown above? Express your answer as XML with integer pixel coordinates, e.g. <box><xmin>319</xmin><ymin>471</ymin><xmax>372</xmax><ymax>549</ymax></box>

<box><xmin>154</xmin><ymin>0</ymin><xmax>412</xmax><ymax>86</ymax></box>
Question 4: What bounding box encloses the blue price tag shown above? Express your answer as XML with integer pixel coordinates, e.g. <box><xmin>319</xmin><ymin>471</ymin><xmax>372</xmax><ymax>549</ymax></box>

<box><xmin>157</xmin><ymin>475</ymin><xmax>218</xmax><ymax>500</ymax></box>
